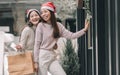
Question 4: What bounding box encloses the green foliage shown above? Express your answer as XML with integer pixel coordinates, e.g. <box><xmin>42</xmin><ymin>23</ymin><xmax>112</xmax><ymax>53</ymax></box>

<box><xmin>61</xmin><ymin>39</ymin><xmax>80</xmax><ymax>75</ymax></box>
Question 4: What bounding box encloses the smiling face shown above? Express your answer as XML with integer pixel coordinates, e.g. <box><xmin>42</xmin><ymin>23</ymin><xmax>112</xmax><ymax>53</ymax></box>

<box><xmin>29</xmin><ymin>11</ymin><xmax>40</xmax><ymax>25</ymax></box>
<box><xmin>40</xmin><ymin>9</ymin><xmax>51</xmax><ymax>23</ymax></box>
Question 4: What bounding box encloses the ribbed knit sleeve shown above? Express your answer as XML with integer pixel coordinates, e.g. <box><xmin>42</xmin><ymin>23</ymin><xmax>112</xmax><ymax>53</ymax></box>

<box><xmin>19</xmin><ymin>27</ymin><xmax>29</xmax><ymax>50</ymax></box>
<box><xmin>34</xmin><ymin>23</ymin><xmax>43</xmax><ymax>62</ymax></box>
<box><xmin>58</xmin><ymin>22</ymin><xmax>86</xmax><ymax>39</ymax></box>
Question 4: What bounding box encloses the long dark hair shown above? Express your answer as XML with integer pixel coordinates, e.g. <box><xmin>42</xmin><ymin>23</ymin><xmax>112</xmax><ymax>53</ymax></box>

<box><xmin>50</xmin><ymin>10</ymin><xmax>60</xmax><ymax>38</ymax></box>
<box><xmin>41</xmin><ymin>10</ymin><xmax>60</xmax><ymax>38</ymax></box>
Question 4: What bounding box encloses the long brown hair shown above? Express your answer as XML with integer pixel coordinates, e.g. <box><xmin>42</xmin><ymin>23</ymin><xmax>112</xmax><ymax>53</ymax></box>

<box><xmin>50</xmin><ymin>10</ymin><xmax>60</xmax><ymax>38</ymax></box>
<box><xmin>41</xmin><ymin>10</ymin><xmax>60</xmax><ymax>38</ymax></box>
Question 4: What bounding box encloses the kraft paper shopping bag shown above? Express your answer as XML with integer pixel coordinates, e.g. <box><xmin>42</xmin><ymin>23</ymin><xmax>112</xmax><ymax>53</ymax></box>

<box><xmin>8</xmin><ymin>51</ymin><xmax>34</xmax><ymax>75</ymax></box>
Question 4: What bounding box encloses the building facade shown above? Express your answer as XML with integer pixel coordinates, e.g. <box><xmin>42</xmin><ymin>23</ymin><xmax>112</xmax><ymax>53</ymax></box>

<box><xmin>77</xmin><ymin>0</ymin><xmax>120</xmax><ymax>75</ymax></box>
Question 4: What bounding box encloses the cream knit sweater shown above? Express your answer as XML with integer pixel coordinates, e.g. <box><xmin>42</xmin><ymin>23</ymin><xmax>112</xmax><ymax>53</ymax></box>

<box><xmin>19</xmin><ymin>26</ymin><xmax>36</xmax><ymax>51</ymax></box>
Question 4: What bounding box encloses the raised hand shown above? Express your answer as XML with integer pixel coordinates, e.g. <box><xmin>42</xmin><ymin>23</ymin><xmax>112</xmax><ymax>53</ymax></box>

<box><xmin>83</xmin><ymin>19</ymin><xmax>90</xmax><ymax>32</ymax></box>
<box><xmin>83</xmin><ymin>13</ymin><xmax>92</xmax><ymax>32</ymax></box>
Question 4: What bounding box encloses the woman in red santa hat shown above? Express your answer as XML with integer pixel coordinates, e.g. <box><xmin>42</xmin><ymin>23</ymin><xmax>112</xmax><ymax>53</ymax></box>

<box><xmin>34</xmin><ymin>2</ymin><xmax>90</xmax><ymax>75</ymax></box>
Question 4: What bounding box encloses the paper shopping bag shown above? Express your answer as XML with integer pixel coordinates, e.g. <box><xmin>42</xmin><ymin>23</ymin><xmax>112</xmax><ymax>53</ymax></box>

<box><xmin>7</xmin><ymin>51</ymin><xmax>34</xmax><ymax>75</ymax></box>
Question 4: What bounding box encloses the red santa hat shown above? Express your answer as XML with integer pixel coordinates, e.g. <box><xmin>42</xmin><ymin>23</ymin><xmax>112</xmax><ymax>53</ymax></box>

<box><xmin>26</xmin><ymin>9</ymin><xmax>40</xmax><ymax>18</ymax></box>
<box><xmin>41</xmin><ymin>2</ymin><xmax>56</xmax><ymax>13</ymax></box>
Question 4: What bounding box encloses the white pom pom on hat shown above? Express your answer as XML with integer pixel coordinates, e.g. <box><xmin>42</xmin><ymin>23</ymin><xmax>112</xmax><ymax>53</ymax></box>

<box><xmin>41</xmin><ymin>2</ymin><xmax>56</xmax><ymax>13</ymax></box>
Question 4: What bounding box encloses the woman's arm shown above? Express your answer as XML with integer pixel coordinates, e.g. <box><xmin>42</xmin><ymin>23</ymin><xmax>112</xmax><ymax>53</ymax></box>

<box><xmin>58</xmin><ymin>21</ymin><xmax>90</xmax><ymax>39</ymax></box>
<box><xmin>16</xmin><ymin>27</ymin><xmax>29</xmax><ymax>50</ymax></box>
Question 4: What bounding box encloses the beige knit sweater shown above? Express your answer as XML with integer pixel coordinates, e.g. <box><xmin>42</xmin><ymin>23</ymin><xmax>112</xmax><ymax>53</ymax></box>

<box><xmin>19</xmin><ymin>26</ymin><xmax>36</xmax><ymax>51</ymax></box>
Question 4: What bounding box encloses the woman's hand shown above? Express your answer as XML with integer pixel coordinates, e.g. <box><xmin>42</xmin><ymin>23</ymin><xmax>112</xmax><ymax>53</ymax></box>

<box><xmin>83</xmin><ymin>19</ymin><xmax>90</xmax><ymax>32</ymax></box>
<box><xmin>34</xmin><ymin>62</ymin><xmax>39</xmax><ymax>72</ymax></box>
<box><xmin>53</xmin><ymin>43</ymin><xmax>58</xmax><ymax>50</ymax></box>
<box><xmin>16</xmin><ymin>44</ymin><xmax>22</xmax><ymax>51</ymax></box>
